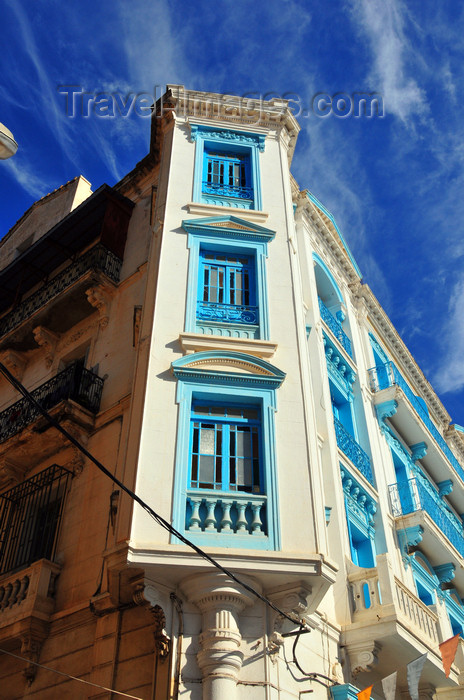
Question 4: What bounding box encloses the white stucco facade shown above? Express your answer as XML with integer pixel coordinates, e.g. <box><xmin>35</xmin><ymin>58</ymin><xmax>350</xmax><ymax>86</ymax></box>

<box><xmin>123</xmin><ymin>87</ymin><xmax>464</xmax><ymax>700</ymax></box>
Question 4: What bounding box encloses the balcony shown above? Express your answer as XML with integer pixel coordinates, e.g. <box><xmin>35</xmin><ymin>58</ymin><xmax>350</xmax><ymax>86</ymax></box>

<box><xmin>333</xmin><ymin>417</ymin><xmax>374</xmax><ymax>485</ymax></box>
<box><xmin>343</xmin><ymin>553</ymin><xmax>460</xmax><ymax>690</ymax></box>
<box><xmin>196</xmin><ymin>300</ymin><xmax>259</xmax><ymax>327</ymax></box>
<box><xmin>201</xmin><ymin>181</ymin><xmax>253</xmax><ymax>202</ymax></box>
<box><xmin>0</xmin><ymin>559</ymin><xmax>61</xmax><ymax>681</ymax></box>
<box><xmin>0</xmin><ymin>363</ymin><xmax>103</xmax><ymax>477</ymax></box>
<box><xmin>388</xmin><ymin>477</ymin><xmax>464</xmax><ymax>579</ymax></box>
<box><xmin>0</xmin><ymin>244</ymin><xmax>122</xmax><ymax>350</ymax></box>
<box><xmin>368</xmin><ymin>361</ymin><xmax>464</xmax><ymax>488</ymax></box>
<box><xmin>184</xmin><ymin>490</ymin><xmax>269</xmax><ymax>549</ymax></box>
<box><xmin>318</xmin><ymin>298</ymin><xmax>352</xmax><ymax>358</ymax></box>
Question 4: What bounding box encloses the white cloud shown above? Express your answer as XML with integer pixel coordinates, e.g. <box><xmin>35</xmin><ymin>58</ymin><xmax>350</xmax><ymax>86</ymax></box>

<box><xmin>3</xmin><ymin>158</ymin><xmax>50</xmax><ymax>200</ymax></box>
<box><xmin>349</xmin><ymin>0</ymin><xmax>428</xmax><ymax>122</ymax></box>
<box><xmin>433</xmin><ymin>275</ymin><xmax>464</xmax><ymax>394</ymax></box>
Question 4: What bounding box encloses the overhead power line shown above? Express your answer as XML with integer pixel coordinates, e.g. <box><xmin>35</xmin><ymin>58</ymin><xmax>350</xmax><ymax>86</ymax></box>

<box><xmin>0</xmin><ymin>361</ymin><xmax>307</xmax><ymax>630</ymax></box>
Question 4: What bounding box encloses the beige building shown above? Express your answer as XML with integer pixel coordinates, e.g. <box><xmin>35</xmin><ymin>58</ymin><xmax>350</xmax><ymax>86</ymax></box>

<box><xmin>1</xmin><ymin>87</ymin><xmax>464</xmax><ymax>700</ymax></box>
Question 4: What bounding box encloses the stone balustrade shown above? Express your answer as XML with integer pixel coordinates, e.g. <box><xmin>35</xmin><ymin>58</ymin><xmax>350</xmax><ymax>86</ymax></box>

<box><xmin>186</xmin><ymin>490</ymin><xmax>267</xmax><ymax>536</ymax></box>
<box><xmin>347</xmin><ymin>553</ymin><xmax>439</xmax><ymax>648</ymax></box>
<box><xmin>0</xmin><ymin>559</ymin><xmax>60</xmax><ymax>623</ymax></box>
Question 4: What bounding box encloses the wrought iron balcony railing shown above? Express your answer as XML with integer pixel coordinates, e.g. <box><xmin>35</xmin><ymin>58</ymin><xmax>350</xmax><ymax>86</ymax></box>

<box><xmin>0</xmin><ymin>362</ymin><xmax>104</xmax><ymax>444</ymax></box>
<box><xmin>318</xmin><ymin>298</ymin><xmax>353</xmax><ymax>358</ymax></box>
<box><xmin>368</xmin><ymin>361</ymin><xmax>464</xmax><ymax>483</ymax></box>
<box><xmin>0</xmin><ymin>243</ymin><xmax>122</xmax><ymax>339</ymax></box>
<box><xmin>201</xmin><ymin>181</ymin><xmax>253</xmax><ymax>201</ymax></box>
<box><xmin>388</xmin><ymin>477</ymin><xmax>464</xmax><ymax>557</ymax></box>
<box><xmin>334</xmin><ymin>417</ymin><xmax>374</xmax><ymax>485</ymax></box>
<box><xmin>196</xmin><ymin>300</ymin><xmax>259</xmax><ymax>326</ymax></box>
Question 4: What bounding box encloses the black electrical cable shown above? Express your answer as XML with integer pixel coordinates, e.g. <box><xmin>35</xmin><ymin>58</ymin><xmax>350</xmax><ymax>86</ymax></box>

<box><xmin>292</xmin><ymin>626</ymin><xmax>338</xmax><ymax>688</ymax></box>
<box><xmin>0</xmin><ymin>361</ymin><xmax>308</xmax><ymax>631</ymax></box>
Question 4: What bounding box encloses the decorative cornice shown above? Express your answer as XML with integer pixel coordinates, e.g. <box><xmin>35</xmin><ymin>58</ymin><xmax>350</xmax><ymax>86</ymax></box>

<box><xmin>190</xmin><ymin>124</ymin><xmax>266</xmax><ymax>151</ymax></box>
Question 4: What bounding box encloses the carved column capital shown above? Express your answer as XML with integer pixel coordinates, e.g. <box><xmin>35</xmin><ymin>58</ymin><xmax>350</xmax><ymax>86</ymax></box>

<box><xmin>85</xmin><ymin>285</ymin><xmax>114</xmax><ymax>329</ymax></box>
<box><xmin>181</xmin><ymin>572</ymin><xmax>258</xmax><ymax>695</ymax></box>
<box><xmin>33</xmin><ymin>326</ymin><xmax>60</xmax><ymax>368</ymax></box>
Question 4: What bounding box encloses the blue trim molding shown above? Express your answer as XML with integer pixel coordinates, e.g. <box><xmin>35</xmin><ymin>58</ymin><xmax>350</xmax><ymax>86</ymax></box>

<box><xmin>330</xmin><ymin>683</ymin><xmax>361</xmax><ymax>700</ymax></box>
<box><xmin>182</xmin><ymin>216</ymin><xmax>275</xmax><ymax>340</ymax></box>
<box><xmin>171</xmin><ymin>350</ymin><xmax>284</xmax><ymax>550</ymax></box>
<box><xmin>190</xmin><ymin>125</ymin><xmax>264</xmax><ymax>210</ymax></box>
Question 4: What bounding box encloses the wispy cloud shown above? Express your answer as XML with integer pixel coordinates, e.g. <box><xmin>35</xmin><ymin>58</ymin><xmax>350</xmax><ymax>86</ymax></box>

<box><xmin>433</xmin><ymin>275</ymin><xmax>464</xmax><ymax>394</ymax></box>
<box><xmin>349</xmin><ymin>0</ymin><xmax>428</xmax><ymax>123</ymax></box>
<box><xmin>3</xmin><ymin>158</ymin><xmax>50</xmax><ymax>200</ymax></box>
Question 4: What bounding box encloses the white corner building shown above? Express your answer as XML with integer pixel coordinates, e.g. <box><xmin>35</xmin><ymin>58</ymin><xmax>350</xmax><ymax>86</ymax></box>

<box><xmin>1</xmin><ymin>86</ymin><xmax>464</xmax><ymax>700</ymax></box>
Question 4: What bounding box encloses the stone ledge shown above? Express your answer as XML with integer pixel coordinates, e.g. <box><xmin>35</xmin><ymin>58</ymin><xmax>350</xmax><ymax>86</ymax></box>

<box><xmin>179</xmin><ymin>332</ymin><xmax>277</xmax><ymax>359</ymax></box>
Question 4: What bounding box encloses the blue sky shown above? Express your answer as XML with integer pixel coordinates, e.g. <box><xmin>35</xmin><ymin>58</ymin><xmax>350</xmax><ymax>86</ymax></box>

<box><xmin>2</xmin><ymin>0</ymin><xmax>464</xmax><ymax>426</ymax></box>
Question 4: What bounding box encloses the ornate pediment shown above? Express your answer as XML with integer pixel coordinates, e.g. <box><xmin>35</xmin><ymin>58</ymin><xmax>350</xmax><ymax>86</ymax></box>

<box><xmin>171</xmin><ymin>350</ymin><xmax>285</xmax><ymax>388</ymax></box>
<box><xmin>182</xmin><ymin>215</ymin><xmax>275</xmax><ymax>242</ymax></box>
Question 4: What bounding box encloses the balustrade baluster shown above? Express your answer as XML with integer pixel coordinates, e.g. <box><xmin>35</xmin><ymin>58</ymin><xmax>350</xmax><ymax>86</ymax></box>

<box><xmin>17</xmin><ymin>576</ymin><xmax>29</xmax><ymax>604</ymax></box>
<box><xmin>236</xmin><ymin>503</ymin><xmax>248</xmax><ymax>532</ymax></box>
<box><xmin>189</xmin><ymin>498</ymin><xmax>202</xmax><ymax>530</ymax></box>
<box><xmin>204</xmin><ymin>499</ymin><xmax>217</xmax><ymax>531</ymax></box>
<box><xmin>220</xmin><ymin>502</ymin><xmax>233</xmax><ymax>532</ymax></box>
<box><xmin>250</xmin><ymin>503</ymin><xmax>264</xmax><ymax>535</ymax></box>
<box><xmin>1</xmin><ymin>583</ymin><xmax>12</xmax><ymax>610</ymax></box>
<box><xmin>8</xmin><ymin>579</ymin><xmax>20</xmax><ymax>608</ymax></box>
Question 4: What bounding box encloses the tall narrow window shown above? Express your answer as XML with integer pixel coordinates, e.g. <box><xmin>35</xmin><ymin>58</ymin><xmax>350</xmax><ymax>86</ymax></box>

<box><xmin>190</xmin><ymin>404</ymin><xmax>261</xmax><ymax>493</ymax></box>
<box><xmin>197</xmin><ymin>250</ymin><xmax>258</xmax><ymax>327</ymax></box>
<box><xmin>202</xmin><ymin>150</ymin><xmax>252</xmax><ymax>204</ymax></box>
<box><xmin>0</xmin><ymin>464</ymin><xmax>72</xmax><ymax>575</ymax></box>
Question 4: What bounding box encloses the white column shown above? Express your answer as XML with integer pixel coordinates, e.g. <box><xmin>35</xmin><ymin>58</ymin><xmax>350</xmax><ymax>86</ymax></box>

<box><xmin>181</xmin><ymin>571</ymin><xmax>259</xmax><ymax>700</ymax></box>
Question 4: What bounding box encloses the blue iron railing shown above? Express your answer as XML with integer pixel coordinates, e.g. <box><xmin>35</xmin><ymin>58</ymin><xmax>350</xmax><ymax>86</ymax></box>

<box><xmin>334</xmin><ymin>417</ymin><xmax>374</xmax><ymax>485</ymax></box>
<box><xmin>318</xmin><ymin>298</ymin><xmax>353</xmax><ymax>358</ymax></box>
<box><xmin>197</xmin><ymin>301</ymin><xmax>259</xmax><ymax>326</ymax></box>
<box><xmin>201</xmin><ymin>181</ymin><xmax>253</xmax><ymax>201</ymax></box>
<box><xmin>0</xmin><ymin>244</ymin><xmax>122</xmax><ymax>339</ymax></box>
<box><xmin>388</xmin><ymin>477</ymin><xmax>464</xmax><ymax>557</ymax></box>
<box><xmin>0</xmin><ymin>362</ymin><xmax>104</xmax><ymax>444</ymax></box>
<box><xmin>368</xmin><ymin>361</ymin><xmax>464</xmax><ymax>483</ymax></box>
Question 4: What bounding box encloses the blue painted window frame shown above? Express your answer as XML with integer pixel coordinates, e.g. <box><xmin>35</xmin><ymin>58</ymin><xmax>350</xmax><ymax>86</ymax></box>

<box><xmin>341</xmin><ymin>469</ymin><xmax>376</xmax><ymax>568</ymax></box>
<box><xmin>190</xmin><ymin>125</ymin><xmax>265</xmax><ymax>210</ymax></box>
<box><xmin>183</xmin><ymin>217</ymin><xmax>275</xmax><ymax>340</ymax></box>
<box><xmin>197</xmin><ymin>249</ymin><xmax>258</xmax><ymax>327</ymax></box>
<box><xmin>189</xmin><ymin>402</ymin><xmax>262</xmax><ymax>492</ymax></box>
<box><xmin>171</xmin><ymin>352</ymin><xmax>284</xmax><ymax>550</ymax></box>
<box><xmin>444</xmin><ymin>588</ymin><xmax>464</xmax><ymax>637</ymax></box>
<box><xmin>410</xmin><ymin>552</ymin><xmax>439</xmax><ymax>606</ymax></box>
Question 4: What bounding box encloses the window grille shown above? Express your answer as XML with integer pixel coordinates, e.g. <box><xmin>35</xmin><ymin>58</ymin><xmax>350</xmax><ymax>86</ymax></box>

<box><xmin>0</xmin><ymin>464</ymin><xmax>72</xmax><ymax>576</ymax></box>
